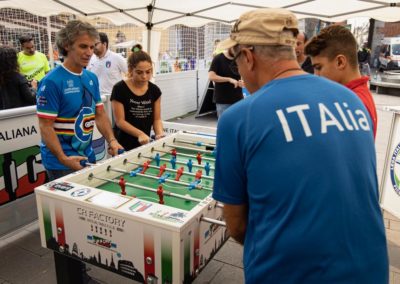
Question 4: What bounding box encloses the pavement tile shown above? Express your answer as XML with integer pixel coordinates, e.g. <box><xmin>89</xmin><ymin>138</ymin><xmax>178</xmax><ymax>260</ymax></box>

<box><xmin>391</xmin><ymin>220</ymin><xmax>400</xmax><ymax>232</ymax></box>
<box><xmin>213</xmin><ymin>239</ymin><xmax>243</xmax><ymax>268</ymax></box>
<box><xmin>208</xmin><ymin>264</ymin><xmax>244</xmax><ymax>284</ymax></box>
<box><xmin>0</xmin><ymin>243</ymin><xmax>54</xmax><ymax>284</ymax></box>
<box><xmin>388</xmin><ymin>242</ymin><xmax>400</xmax><ymax>272</ymax></box>
<box><xmin>193</xmin><ymin>259</ymin><xmax>224</xmax><ymax>283</ymax></box>
<box><xmin>393</xmin><ymin>270</ymin><xmax>400</xmax><ymax>284</ymax></box>
<box><xmin>387</xmin><ymin>229</ymin><xmax>400</xmax><ymax>247</ymax></box>
<box><xmin>11</xmin><ymin>229</ymin><xmax>49</xmax><ymax>257</ymax></box>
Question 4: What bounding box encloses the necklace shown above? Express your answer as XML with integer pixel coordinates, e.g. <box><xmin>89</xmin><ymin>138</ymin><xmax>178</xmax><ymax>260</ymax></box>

<box><xmin>272</xmin><ymin>67</ymin><xmax>303</xmax><ymax>80</ymax></box>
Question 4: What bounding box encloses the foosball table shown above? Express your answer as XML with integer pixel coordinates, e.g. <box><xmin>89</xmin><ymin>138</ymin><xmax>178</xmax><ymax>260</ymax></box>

<box><xmin>35</xmin><ymin>131</ymin><xmax>227</xmax><ymax>284</ymax></box>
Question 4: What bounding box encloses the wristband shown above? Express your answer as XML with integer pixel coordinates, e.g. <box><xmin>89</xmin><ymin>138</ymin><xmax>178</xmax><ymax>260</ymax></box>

<box><xmin>108</xmin><ymin>138</ymin><xmax>117</xmax><ymax>146</ymax></box>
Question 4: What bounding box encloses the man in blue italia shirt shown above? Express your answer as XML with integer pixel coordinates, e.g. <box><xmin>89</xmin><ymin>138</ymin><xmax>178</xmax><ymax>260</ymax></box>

<box><xmin>213</xmin><ymin>8</ymin><xmax>388</xmax><ymax>284</ymax></box>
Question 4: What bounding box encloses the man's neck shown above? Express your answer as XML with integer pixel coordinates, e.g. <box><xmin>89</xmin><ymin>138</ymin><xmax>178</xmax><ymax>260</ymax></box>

<box><xmin>63</xmin><ymin>59</ymin><xmax>83</xmax><ymax>74</ymax></box>
<box><xmin>340</xmin><ymin>69</ymin><xmax>362</xmax><ymax>85</ymax></box>
<box><xmin>297</xmin><ymin>54</ymin><xmax>306</xmax><ymax>65</ymax></box>
<box><xmin>223</xmin><ymin>50</ymin><xmax>233</xmax><ymax>60</ymax></box>
<box><xmin>98</xmin><ymin>49</ymin><xmax>107</xmax><ymax>59</ymax></box>
<box><xmin>254</xmin><ymin>60</ymin><xmax>304</xmax><ymax>90</ymax></box>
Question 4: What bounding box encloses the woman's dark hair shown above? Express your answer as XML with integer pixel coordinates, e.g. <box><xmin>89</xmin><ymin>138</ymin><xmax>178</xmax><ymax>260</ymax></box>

<box><xmin>128</xmin><ymin>44</ymin><xmax>152</xmax><ymax>70</ymax></box>
<box><xmin>0</xmin><ymin>46</ymin><xmax>19</xmax><ymax>85</ymax></box>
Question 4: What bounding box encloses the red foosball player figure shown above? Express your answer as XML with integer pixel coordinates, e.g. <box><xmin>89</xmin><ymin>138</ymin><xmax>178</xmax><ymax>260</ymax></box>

<box><xmin>175</xmin><ymin>167</ymin><xmax>184</xmax><ymax>181</ymax></box>
<box><xmin>141</xmin><ymin>160</ymin><xmax>150</xmax><ymax>174</ymax></box>
<box><xmin>195</xmin><ymin>169</ymin><xmax>202</xmax><ymax>181</ymax></box>
<box><xmin>196</xmin><ymin>152</ymin><xmax>202</xmax><ymax>165</ymax></box>
<box><xmin>119</xmin><ymin>176</ymin><xmax>126</xmax><ymax>195</ymax></box>
<box><xmin>157</xmin><ymin>164</ymin><xmax>167</xmax><ymax>177</ymax></box>
<box><xmin>157</xmin><ymin>185</ymin><xmax>165</xmax><ymax>204</ymax></box>
<box><xmin>171</xmin><ymin>149</ymin><xmax>177</xmax><ymax>158</ymax></box>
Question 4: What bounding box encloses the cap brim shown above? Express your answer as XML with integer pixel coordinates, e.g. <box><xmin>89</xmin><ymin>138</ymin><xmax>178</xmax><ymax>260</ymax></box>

<box><xmin>217</xmin><ymin>38</ymin><xmax>238</xmax><ymax>50</ymax></box>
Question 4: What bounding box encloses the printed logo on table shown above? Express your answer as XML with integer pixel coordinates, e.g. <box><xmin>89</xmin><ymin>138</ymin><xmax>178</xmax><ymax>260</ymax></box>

<box><xmin>46</xmin><ymin>181</ymin><xmax>74</xmax><ymax>192</ymax></box>
<box><xmin>390</xmin><ymin>142</ymin><xmax>400</xmax><ymax>195</ymax></box>
<box><xmin>129</xmin><ymin>201</ymin><xmax>153</xmax><ymax>212</ymax></box>
<box><xmin>150</xmin><ymin>210</ymin><xmax>187</xmax><ymax>223</ymax></box>
<box><xmin>71</xmin><ymin>188</ymin><xmax>91</xmax><ymax>197</ymax></box>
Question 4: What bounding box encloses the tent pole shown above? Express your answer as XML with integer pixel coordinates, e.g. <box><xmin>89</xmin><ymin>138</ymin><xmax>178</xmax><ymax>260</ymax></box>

<box><xmin>146</xmin><ymin>2</ymin><xmax>155</xmax><ymax>53</ymax></box>
<box><xmin>46</xmin><ymin>16</ymin><xmax>54</xmax><ymax>69</ymax></box>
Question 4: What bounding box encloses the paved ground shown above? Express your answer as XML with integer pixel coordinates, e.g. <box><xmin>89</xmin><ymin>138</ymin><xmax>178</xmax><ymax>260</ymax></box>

<box><xmin>1</xmin><ymin>90</ymin><xmax>400</xmax><ymax>284</ymax></box>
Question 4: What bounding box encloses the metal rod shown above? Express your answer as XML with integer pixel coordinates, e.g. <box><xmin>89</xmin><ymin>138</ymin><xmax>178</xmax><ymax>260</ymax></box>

<box><xmin>89</xmin><ymin>174</ymin><xmax>202</xmax><ymax>203</ymax></box>
<box><xmin>201</xmin><ymin>216</ymin><xmax>226</xmax><ymax>227</ymax></box>
<box><xmin>164</xmin><ymin>143</ymin><xmax>213</xmax><ymax>155</ymax></box>
<box><xmin>140</xmin><ymin>154</ymin><xmax>215</xmax><ymax>171</ymax></box>
<box><xmin>182</xmin><ymin>130</ymin><xmax>216</xmax><ymax>138</ymax></box>
<box><xmin>108</xmin><ymin>166</ymin><xmax>194</xmax><ymax>188</ymax></box>
<box><xmin>216</xmin><ymin>203</ymin><xmax>224</xmax><ymax>208</ymax></box>
<box><xmin>126</xmin><ymin>160</ymin><xmax>214</xmax><ymax>181</ymax></box>
<box><xmin>153</xmin><ymin>148</ymin><xmax>215</xmax><ymax>162</ymax></box>
<box><xmin>173</xmin><ymin>138</ymin><xmax>216</xmax><ymax>148</ymax></box>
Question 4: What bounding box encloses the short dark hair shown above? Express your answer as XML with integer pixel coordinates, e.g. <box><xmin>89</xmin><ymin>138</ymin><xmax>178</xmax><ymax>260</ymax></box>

<box><xmin>305</xmin><ymin>25</ymin><xmax>358</xmax><ymax>68</ymax></box>
<box><xmin>19</xmin><ymin>35</ymin><xmax>33</xmax><ymax>45</ymax></box>
<box><xmin>99</xmin><ymin>32</ymin><xmax>109</xmax><ymax>49</ymax></box>
<box><xmin>56</xmin><ymin>20</ymin><xmax>98</xmax><ymax>57</ymax></box>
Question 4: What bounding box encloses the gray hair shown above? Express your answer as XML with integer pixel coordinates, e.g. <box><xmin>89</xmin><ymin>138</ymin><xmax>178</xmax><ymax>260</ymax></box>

<box><xmin>56</xmin><ymin>20</ymin><xmax>98</xmax><ymax>57</ymax></box>
<box><xmin>235</xmin><ymin>30</ymin><xmax>296</xmax><ymax>62</ymax></box>
<box><xmin>254</xmin><ymin>45</ymin><xmax>296</xmax><ymax>61</ymax></box>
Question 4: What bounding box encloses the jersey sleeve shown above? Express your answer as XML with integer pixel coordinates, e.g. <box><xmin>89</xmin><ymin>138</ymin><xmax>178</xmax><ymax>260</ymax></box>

<box><xmin>150</xmin><ymin>83</ymin><xmax>162</xmax><ymax>101</ymax></box>
<box><xmin>36</xmin><ymin>79</ymin><xmax>61</xmax><ymax>120</ymax></box>
<box><xmin>42</xmin><ymin>53</ymin><xmax>51</xmax><ymax>73</ymax></box>
<box><xmin>208</xmin><ymin>54</ymin><xmax>220</xmax><ymax>73</ymax></box>
<box><xmin>117</xmin><ymin>54</ymin><xmax>128</xmax><ymax>73</ymax></box>
<box><xmin>212</xmin><ymin>108</ymin><xmax>248</xmax><ymax>205</ymax></box>
<box><xmin>92</xmin><ymin>75</ymin><xmax>104</xmax><ymax>110</ymax></box>
<box><xmin>110</xmin><ymin>81</ymin><xmax>125</xmax><ymax>104</ymax></box>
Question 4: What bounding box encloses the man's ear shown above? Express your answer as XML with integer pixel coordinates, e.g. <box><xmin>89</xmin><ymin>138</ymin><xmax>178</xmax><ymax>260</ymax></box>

<box><xmin>243</xmin><ymin>48</ymin><xmax>255</xmax><ymax>71</ymax></box>
<box><xmin>336</xmin><ymin>54</ymin><xmax>347</xmax><ymax>70</ymax></box>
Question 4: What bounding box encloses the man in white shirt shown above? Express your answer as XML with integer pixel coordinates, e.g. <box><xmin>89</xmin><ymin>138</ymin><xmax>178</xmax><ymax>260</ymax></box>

<box><xmin>88</xmin><ymin>32</ymin><xmax>127</xmax><ymax>94</ymax></box>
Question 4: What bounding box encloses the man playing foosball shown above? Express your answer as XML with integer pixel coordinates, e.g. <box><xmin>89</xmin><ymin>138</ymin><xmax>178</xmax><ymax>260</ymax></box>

<box><xmin>36</xmin><ymin>20</ymin><xmax>123</xmax><ymax>284</ymax></box>
<box><xmin>212</xmin><ymin>8</ymin><xmax>388</xmax><ymax>284</ymax></box>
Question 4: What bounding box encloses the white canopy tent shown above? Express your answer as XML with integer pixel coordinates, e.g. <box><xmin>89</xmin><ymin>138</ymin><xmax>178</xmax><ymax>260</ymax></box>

<box><xmin>1</xmin><ymin>0</ymin><xmax>400</xmax><ymax>26</ymax></box>
<box><xmin>1</xmin><ymin>0</ymin><xmax>400</xmax><ymax>51</ymax></box>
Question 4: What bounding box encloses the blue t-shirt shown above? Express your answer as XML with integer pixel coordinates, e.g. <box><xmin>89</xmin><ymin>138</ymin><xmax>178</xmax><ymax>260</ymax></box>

<box><xmin>213</xmin><ymin>74</ymin><xmax>388</xmax><ymax>283</ymax></box>
<box><xmin>36</xmin><ymin>65</ymin><xmax>103</xmax><ymax>170</ymax></box>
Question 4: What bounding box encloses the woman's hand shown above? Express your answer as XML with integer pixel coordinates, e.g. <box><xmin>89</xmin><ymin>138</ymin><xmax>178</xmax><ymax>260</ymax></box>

<box><xmin>138</xmin><ymin>133</ymin><xmax>150</xmax><ymax>145</ymax></box>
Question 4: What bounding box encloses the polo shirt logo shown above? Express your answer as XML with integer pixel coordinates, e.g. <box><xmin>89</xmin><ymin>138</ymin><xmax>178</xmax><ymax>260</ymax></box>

<box><xmin>106</xmin><ymin>61</ymin><xmax>111</xmax><ymax>68</ymax></box>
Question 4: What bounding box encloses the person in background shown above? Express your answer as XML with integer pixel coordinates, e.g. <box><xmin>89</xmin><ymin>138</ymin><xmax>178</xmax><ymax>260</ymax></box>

<box><xmin>295</xmin><ymin>31</ymin><xmax>314</xmax><ymax>73</ymax></box>
<box><xmin>0</xmin><ymin>46</ymin><xmax>36</xmax><ymax>110</ymax></box>
<box><xmin>208</xmin><ymin>47</ymin><xmax>244</xmax><ymax>118</ymax></box>
<box><xmin>358</xmin><ymin>42</ymin><xmax>371</xmax><ymax>77</ymax></box>
<box><xmin>111</xmin><ymin>44</ymin><xmax>164</xmax><ymax>151</ymax></box>
<box><xmin>305</xmin><ymin>25</ymin><xmax>377</xmax><ymax>138</ymax></box>
<box><xmin>36</xmin><ymin>19</ymin><xmax>123</xmax><ymax>284</ymax></box>
<box><xmin>213</xmin><ymin>8</ymin><xmax>388</xmax><ymax>283</ymax></box>
<box><xmin>213</xmin><ymin>39</ymin><xmax>224</xmax><ymax>56</ymax></box>
<box><xmin>17</xmin><ymin>35</ymin><xmax>50</xmax><ymax>85</ymax></box>
<box><xmin>87</xmin><ymin>32</ymin><xmax>127</xmax><ymax>94</ymax></box>
<box><xmin>173</xmin><ymin>57</ymin><xmax>181</xmax><ymax>72</ymax></box>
